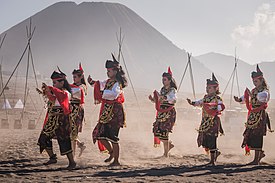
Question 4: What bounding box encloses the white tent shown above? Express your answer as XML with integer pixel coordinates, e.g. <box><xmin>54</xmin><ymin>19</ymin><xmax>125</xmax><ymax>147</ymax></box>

<box><xmin>2</xmin><ymin>99</ymin><xmax>12</xmax><ymax>109</ymax></box>
<box><xmin>14</xmin><ymin>99</ymin><xmax>24</xmax><ymax>109</ymax></box>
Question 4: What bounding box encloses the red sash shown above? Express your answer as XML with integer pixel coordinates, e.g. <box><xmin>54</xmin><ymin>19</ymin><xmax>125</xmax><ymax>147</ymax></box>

<box><xmin>203</xmin><ymin>102</ymin><xmax>225</xmax><ymax>117</ymax></box>
<box><xmin>47</xmin><ymin>86</ymin><xmax>71</xmax><ymax>115</ymax></box>
<box><xmin>153</xmin><ymin>90</ymin><xmax>174</xmax><ymax>113</ymax></box>
<box><xmin>244</xmin><ymin>88</ymin><xmax>267</xmax><ymax>115</ymax></box>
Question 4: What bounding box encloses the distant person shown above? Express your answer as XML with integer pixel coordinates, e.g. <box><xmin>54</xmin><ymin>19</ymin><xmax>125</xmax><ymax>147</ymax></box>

<box><xmin>37</xmin><ymin>69</ymin><xmax>76</xmax><ymax>170</ymax></box>
<box><xmin>70</xmin><ymin>63</ymin><xmax>87</xmax><ymax>157</ymax></box>
<box><xmin>87</xmin><ymin>54</ymin><xmax>127</xmax><ymax>166</ymax></box>
<box><xmin>234</xmin><ymin>65</ymin><xmax>273</xmax><ymax>165</ymax></box>
<box><xmin>149</xmin><ymin>67</ymin><xmax>177</xmax><ymax>157</ymax></box>
<box><xmin>187</xmin><ymin>73</ymin><xmax>225</xmax><ymax>166</ymax></box>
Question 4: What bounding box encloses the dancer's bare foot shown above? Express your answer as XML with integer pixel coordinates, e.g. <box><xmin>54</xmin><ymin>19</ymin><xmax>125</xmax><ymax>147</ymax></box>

<box><xmin>78</xmin><ymin>142</ymin><xmax>86</xmax><ymax>157</ymax></box>
<box><xmin>206</xmin><ymin>162</ymin><xmax>215</xmax><ymax>166</ymax></box>
<box><xmin>67</xmin><ymin>161</ymin><xmax>76</xmax><ymax>170</ymax></box>
<box><xmin>259</xmin><ymin>151</ymin><xmax>265</xmax><ymax>163</ymax></box>
<box><xmin>109</xmin><ymin>161</ymin><xmax>121</xmax><ymax>166</ymax></box>
<box><xmin>43</xmin><ymin>154</ymin><xmax>57</xmax><ymax>165</ymax></box>
<box><xmin>168</xmin><ymin>142</ymin><xmax>174</xmax><ymax>151</ymax></box>
<box><xmin>104</xmin><ymin>151</ymin><xmax>114</xmax><ymax>163</ymax></box>
<box><xmin>215</xmin><ymin>151</ymin><xmax>221</xmax><ymax>162</ymax></box>
<box><xmin>247</xmin><ymin>161</ymin><xmax>258</xmax><ymax>165</ymax></box>
<box><xmin>43</xmin><ymin>158</ymin><xmax>57</xmax><ymax>165</ymax></box>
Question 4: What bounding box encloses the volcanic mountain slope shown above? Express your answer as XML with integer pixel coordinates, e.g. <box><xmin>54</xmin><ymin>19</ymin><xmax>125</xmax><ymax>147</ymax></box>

<box><xmin>0</xmin><ymin>2</ymin><xmax>219</xmax><ymax>93</ymax></box>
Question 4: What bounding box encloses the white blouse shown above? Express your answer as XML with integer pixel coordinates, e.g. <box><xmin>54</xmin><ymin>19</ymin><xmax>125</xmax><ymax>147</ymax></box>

<box><xmin>165</xmin><ymin>88</ymin><xmax>177</xmax><ymax>104</ymax></box>
<box><xmin>100</xmin><ymin>80</ymin><xmax>122</xmax><ymax>101</ymax></box>
<box><xmin>71</xmin><ymin>87</ymin><xmax>82</xmax><ymax>100</ymax></box>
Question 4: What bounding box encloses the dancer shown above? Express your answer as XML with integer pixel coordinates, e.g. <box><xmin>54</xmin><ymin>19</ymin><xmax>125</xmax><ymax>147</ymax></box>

<box><xmin>88</xmin><ymin>54</ymin><xmax>127</xmax><ymax>166</ymax></box>
<box><xmin>70</xmin><ymin>63</ymin><xmax>87</xmax><ymax>157</ymax></box>
<box><xmin>187</xmin><ymin>73</ymin><xmax>225</xmax><ymax>166</ymax></box>
<box><xmin>234</xmin><ymin>65</ymin><xmax>273</xmax><ymax>165</ymax></box>
<box><xmin>149</xmin><ymin>67</ymin><xmax>177</xmax><ymax>157</ymax></box>
<box><xmin>37</xmin><ymin>69</ymin><xmax>76</xmax><ymax>169</ymax></box>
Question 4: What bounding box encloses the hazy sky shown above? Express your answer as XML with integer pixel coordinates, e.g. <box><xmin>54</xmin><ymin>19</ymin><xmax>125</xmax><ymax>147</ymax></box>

<box><xmin>1</xmin><ymin>0</ymin><xmax>275</xmax><ymax>64</ymax></box>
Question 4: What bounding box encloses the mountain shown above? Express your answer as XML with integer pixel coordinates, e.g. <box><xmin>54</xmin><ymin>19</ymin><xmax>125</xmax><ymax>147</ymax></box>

<box><xmin>196</xmin><ymin>52</ymin><xmax>274</xmax><ymax>97</ymax></box>
<box><xmin>0</xmin><ymin>2</ymin><xmax>219</xmax><ymax>94</ymax></box>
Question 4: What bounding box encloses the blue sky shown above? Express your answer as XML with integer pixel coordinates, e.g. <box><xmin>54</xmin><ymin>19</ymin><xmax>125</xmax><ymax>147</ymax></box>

<box><xmin>1</xmin><ymin>0</ymin><xmax>275</xmax><ymax>64</ymax></box>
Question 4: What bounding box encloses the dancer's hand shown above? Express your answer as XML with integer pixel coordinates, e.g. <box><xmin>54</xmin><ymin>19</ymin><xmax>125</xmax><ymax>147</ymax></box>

<box><xmin>42</xmin><ymin>82</ymin><xmax>47</xmax><ymax>89</ymax></box>
<box><xmin>36</xmin><ymin>88</ymin><xmax>43</xmax><ymax>94</ymax></box>
<box><xmin>148</xmin><ymin>95</ymin><xmax>154</xmax><ymax>102</ymax></box>
<box><xmin>234</xmin><ymin>96</ymin><xmax>241</xmax><ymax>102</ymax></box>
<box><xmin>187</xmin><ymin>98</ymin><xmax>192</xmax><ymax>105</ymax></box>
<box><xmin>42</xmin><ymin>83</ymin><xmax>50</xmax><ymax>93</ymax></box>
<box><xmin>87</xmin><ymin>75</ymin><xmax>94</xmax><ymax>85</ymax></box>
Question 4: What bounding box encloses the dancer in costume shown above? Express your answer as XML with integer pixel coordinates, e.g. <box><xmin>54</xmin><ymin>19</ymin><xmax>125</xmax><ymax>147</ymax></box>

<box><xmin>88</xmin><ymin>54</ymin><xmax>127</xmax><ymax>166</ymax></box>
<box><xmin>187</xmin><ymin>73</ymin><xmax>225</xmax><ymax>166</ymax></box>
<box><xmin>37</xmin><ymin>69</ymin><xmax>76</xmax><ymax>169</ymax></box>
<box><xmin>149</xmin><ymin>67</ymin><xmax>177</xmax><ymax>157</ymax></box>
<box><xmin>70</xmin><ymin>63</ymin><xmax>87</xmax><ymax>157</ymax></box>
<box><xmin>234</xmin><ymin>64</ymin><xmax>273</xmax><ymax>165</ymax></box>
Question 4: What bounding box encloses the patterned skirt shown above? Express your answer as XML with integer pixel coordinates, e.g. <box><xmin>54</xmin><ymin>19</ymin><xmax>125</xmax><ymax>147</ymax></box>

<box><xmin>70</xmin><ymin>103</ymin><xmax>84</xmax><ymax>140</ymax></box>
<box><xmin>153</xmin><ymin>107</ymin><xmax>176</xmax><ymax>141</ymax></box>
<box><xmin>242</xmin><ymin>110</ymin><xmax>268</xmax><ymax>150</ymax></box>
<box><xmin>92</xmin><ymin>102</ymin><xmax>125</xmax><ymax>144</ymax></box>
<box><xmin>37</xmin><ymin>107</ymin><xmax>72</xmax><ymax>155</ymax></box>
<box><xmin>197</xmin><ymin>116</ymin><xmax>221</xmax><ymax>152</ymax></box>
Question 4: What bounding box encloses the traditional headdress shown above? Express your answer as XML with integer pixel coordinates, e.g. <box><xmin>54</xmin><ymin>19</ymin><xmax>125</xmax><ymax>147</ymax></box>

<box><xmin>105</xmin><ymin>53</ymin><xmax>120</xmax><ymax>69</ymax></box>
<box><xmin>207</xmin><ymin>73</ymin><xmax>219</xmax><ymax>86</ymax></box>
<box><xmin>251</xmin><ymin>64</ymin><xmax>263</xmax><ymax>79</ymax></box>
<box><xmin>162</xmin><ymin>66</ymin><xmax>173</xmax><ymax>78</ymax></box>
<box><xmin>51</xmin><ymin>66</ymin><xmax>66</xmax><ymax>81</ymax></box>
<box><xmin>72</xmin><ymin>62</ymin><xmax>84</xmax><ymax>75</ymax></box>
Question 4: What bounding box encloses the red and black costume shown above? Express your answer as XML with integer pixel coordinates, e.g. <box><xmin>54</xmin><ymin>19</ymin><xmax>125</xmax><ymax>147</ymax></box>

<box><xmin>38</xmin><ymin>71</ymin><xmax>72</xmax><ymax>156</ymax></box>
<box><xmin>191</xmin><ymin>73</ymin><xmax>225</xmax><ymax>153</ymax></box>
<box><xmin>70</xmin><ymin>64</ymin><xmax>87</xmax><ymax>141</ymax></box>
<box><xmin>238</xmin><ymin>65</ymin><xmax>271</xmax><ymax>154</ymax></box>
<box><xmin>152</xmin><ymin>67</ymin><xmax>177</xmax><ymax>146</ymax></box>
<box><xmin>91</xmin><ymin>57</ymin><xmax>126</xmax><ymax>152</ymax></box>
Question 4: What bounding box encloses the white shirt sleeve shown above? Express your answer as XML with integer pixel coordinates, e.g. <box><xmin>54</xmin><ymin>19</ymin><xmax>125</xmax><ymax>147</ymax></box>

<box><xmin>193</xmin><ymin>99</ymin><xmax>204</xmax><ymax>106</ymax></box>
<box><xmin>166</xmin><ymin>89</ymin><xmax>177</xmax><ymax>104</ymax></box>
<box><xmin>217</xmin><ymin>99</ymin><xmax>223</xmax><ymax>111</ymax></box>
<box><xmin>99</xmin><ymin>80</ymin><xmax>107</xmax><ymax>91</ymax></box>
<box><xmin>257</xmin><ymin>91</ymin><xmax>270</xmax><ymax>103</ymax></box>
<box><xmin>102</xmin><ymin>82</ymin><xmax>122</xmax><ymax>100</ymax></box>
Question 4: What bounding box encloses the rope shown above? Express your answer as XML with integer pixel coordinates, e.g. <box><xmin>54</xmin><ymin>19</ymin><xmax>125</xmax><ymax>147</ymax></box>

<box><xmin>221</xmin><ymin>65</ymin><xmax>235</xmax><ymax>97</ymax></box>
<box><xmin>229</xmin><ymin>65</ymin><xmax>236</xmax><ymax>107</ymax></box>
<box><xmin>0</xmin><ymin>59</ymin><xmax>8</xmax><ymax>119</ymax></box>
<box><xmin>0</xmin><ymin>34</ymin><xmax>7</xmax><ymax>51</ymax></box>
<box><xmin>116</xmin><ymin>29</ymin><xmax>144</xmax><ymax>125</ymax></box>
<box><xmin>21</xmin><ymin>46</ymin><xmax>31</xmax><ymax>121</ymax></box>
<box><xmin>188</xmin><ymin>53</ymin><xmax>196</xmax><ymax>99</ymax></box>
<box><xmin>221</xmin><ymin>52</ymin><xmax>241</xmax><ymax>108</ymax></box>
<box><xmin>0</xmin><ymin>31</ymin><xmax>34</xmax><ymax>97</ymax></box>
<box><xmin>177</xmin><ymin>58</ymin><xmax>190</xmax><ymax>92</ymax></box>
